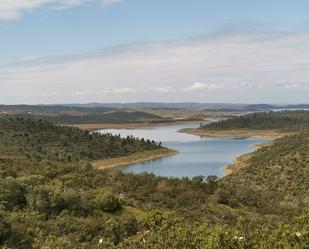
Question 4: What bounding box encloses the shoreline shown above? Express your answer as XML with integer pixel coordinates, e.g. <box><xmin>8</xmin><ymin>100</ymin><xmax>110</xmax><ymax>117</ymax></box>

<box><xmin>93</xmin><ymin>125</ymin><xmax>290</xmax><ymax>176</ymax></box>
<box><xmin>68</xmin><ymin>120</ymin><xmax>203</xmax><ymax>131</ymax></box>
<box><xmin>179</xmin><ymin>128</ymin><xmax>292</xmax><ymax>175</ymax></box>
<box><xmin>93</xmin><ymin>148</ymin><xmax>178</xmax><ymax>171</ymax></box>
<box><xmin>179</xmin><ymin>128</ymin><xmax>292</xmax><ymax>139</ymax></box>
<box><xmin>223</xmin><ymin>141</ymin><xmax>274</xmax><ymax>175</ymax></box>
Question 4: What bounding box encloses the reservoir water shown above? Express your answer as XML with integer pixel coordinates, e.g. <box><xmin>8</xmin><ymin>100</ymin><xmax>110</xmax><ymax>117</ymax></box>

<box><xmin>99</xmin><ymin>124</ymin><xmax>268</xmax><ymax>178</ymax></box>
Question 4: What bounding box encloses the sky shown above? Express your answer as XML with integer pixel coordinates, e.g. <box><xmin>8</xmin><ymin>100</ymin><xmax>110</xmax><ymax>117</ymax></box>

<box><xmin>1</xmin><ymin>0</ymin><xmax>309</xmax><ymax>104</ymax></box>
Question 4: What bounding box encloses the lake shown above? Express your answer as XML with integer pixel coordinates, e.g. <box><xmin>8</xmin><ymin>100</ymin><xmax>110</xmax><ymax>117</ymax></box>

<box><xmin>99</xmin><ymin>124</ymin><xmax>268</xmax><ymax>178</ymax></box>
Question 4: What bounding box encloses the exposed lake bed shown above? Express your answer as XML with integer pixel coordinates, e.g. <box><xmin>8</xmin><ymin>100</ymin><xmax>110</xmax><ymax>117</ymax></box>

<box><xmin>99</xmin><ymin>124</ymin><xmax>270</xmax><ymax>178</ymax></box>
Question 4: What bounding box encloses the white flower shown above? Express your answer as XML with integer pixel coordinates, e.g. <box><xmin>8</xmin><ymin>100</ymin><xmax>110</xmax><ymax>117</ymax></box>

<box><xmin>99</xmin><ymin>238</ymin><xmax>103</xmax><ymax>244</ymax></box>
<box><xmin>233</xmin><ymin>236</ymin><xmax>244</xmax><ymax>240</ymax></box>
<box><xmin>296</xmin><ymin>232</ymin><xmax>302</xmax><ymax>237</ymax></box>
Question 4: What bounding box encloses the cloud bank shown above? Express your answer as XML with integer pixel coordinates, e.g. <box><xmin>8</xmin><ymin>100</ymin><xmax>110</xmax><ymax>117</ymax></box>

<box><xmin>1</xmin><ymin>30</ymin><xmax>309</xmax><ymax>103</ymax></box>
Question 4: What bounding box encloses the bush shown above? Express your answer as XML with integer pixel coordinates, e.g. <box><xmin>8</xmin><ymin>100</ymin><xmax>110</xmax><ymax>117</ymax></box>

<box><xmin>0</xmin><ymin>213</ymin><xmax>11</xmax><ymax>243</ymax></box>
<box><xmin>215</xmin><ymin>188</ymin><xmax>232</xmax><ymax>205</ymax></box>
<box><xmin>0</xmin><ymin>177</ymin><xmax>26</xmax><ymax>210</ymax></box>
<box><xmin>95</xmin><ymin>192</ymin><xmax>121</xmax><ymax>213</ymax></box>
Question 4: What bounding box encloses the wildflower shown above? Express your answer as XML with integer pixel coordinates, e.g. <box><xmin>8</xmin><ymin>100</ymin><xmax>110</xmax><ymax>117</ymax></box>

<box><xmin>233</xmin><ymin>236</ymin><xmax>244</xmax><ymax>240</ymax></box>
<box><xmin>99</xmin><ymin>238</ymin><xmax>103</xmax><ymax>244</ymax></box>
<box><xmin>296</xmin><ymin>232</ymin><xmax>302</xmax><ymax>237</ymax></box>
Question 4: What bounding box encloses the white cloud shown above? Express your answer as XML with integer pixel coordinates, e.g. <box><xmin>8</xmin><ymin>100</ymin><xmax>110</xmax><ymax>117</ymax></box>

<box><xmin>184</xmin><ymin>82</ymin><xmax>224</xmax><ymax>91</ymax></box>
<box><xmin>0</xmin><ymin>0</ymin><xmax>123</xmax><ymax>20</ymax></box>
<box><xmin>1</xmin><ymin>30</ymin><xmax>309</xmax><ymax>103</ymax></box>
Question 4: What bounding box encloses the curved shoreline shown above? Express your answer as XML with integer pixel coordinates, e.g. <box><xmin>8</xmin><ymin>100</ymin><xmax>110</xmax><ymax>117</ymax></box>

<box><xmin>223</xmin><ymin>141</ymin><xmax>274</xmax><ymax>175</ymax></box>
<box><xmin>94</xmin><ymin>126</ymin><xmax>289</xmax><ymax>176</ymax></box>
<box><xmin>179</xmin><ymin>128</ymin><xmax>292</xmax><ymax>175</ymax></box>
<box><xmin>179</xmin><ymin>128</ymin><xmax>292</xmax><ymax>139</ymax></box>
<box><xmin>93</xmin><ymin>148</ymin><xmax>178</xmax><ymax>171</ymax></box>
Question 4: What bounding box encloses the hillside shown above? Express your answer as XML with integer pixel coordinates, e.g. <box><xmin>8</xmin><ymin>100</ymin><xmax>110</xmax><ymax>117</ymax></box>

<box><xmin>200</xmin><ymin>111</ymin><xmax>309</xmax><ymax>131</ymax></box>
<box><xmin>0</xmin><ymin>116</ymin><xmax>308</xmax><ymax>248</ymax></box>
<box><xmin>0</xmin><ymin>116</ymin><xmax>161</xmax><ymax>163</ymax></box>
<box><xmin>219</xmin><ymin>132</ymin><xmax>309</xmax><ymax>215</ymax></box>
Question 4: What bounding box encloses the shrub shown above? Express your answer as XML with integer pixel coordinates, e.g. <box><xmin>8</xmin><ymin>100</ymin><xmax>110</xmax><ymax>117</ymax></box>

<box><xmin>95</xmin><ymin>192</ymin><xmax>121</xmax><ymax>213</ymax></box>
<box><xmin>0</xmin><ymin>213</ymin><xmax>11</xmax><ymax>243</ymax></box>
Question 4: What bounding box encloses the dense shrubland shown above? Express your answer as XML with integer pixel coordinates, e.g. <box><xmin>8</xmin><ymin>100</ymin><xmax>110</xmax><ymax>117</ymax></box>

<box><xmin>0</xmin><ymin>115</ymin><xmax>308</xmax><ymax>248</ymax></box>
<box><xmin>219</xmin><ymin>132</ymin><xmax>309</xmax><ymax>215</ymax></box>
<box><xmin>0</xmin><ymin>116</ymin><xmax>161</xmax><ymax>163</ymax></box>
<box><xmin>200</xmin><ymin>111</ymin><xmax>309</xmax><ymax>131</ymax></box>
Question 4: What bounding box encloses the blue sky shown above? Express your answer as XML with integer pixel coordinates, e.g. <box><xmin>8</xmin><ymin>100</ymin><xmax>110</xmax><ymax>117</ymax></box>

<box><xmin>1</xmin><ymin>0</ymin><xmax>309</xmax><ymax>104</ymax></box>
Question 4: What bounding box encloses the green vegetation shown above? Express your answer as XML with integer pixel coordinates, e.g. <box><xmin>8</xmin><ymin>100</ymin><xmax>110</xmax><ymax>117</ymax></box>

<box><xmin>200</xmin><ymin>111</ymin><xmax>309</xmax><ymax>131</ymax></box>
<box><xmin>0</xmin><ymin>115</ymin><xmax>308</xmax><ymax>248</ymax></box>
<box><xmin>219</xmin><ymin>132</ymin><xmax>309</xmax><ymax>215</ymax></box>
<box><xmin>0</xmin><ymin>105</ymin><xmax>164</xmax><ymax>124</ymax></box>
<box><xmin>44</xmin><ymin>111</ymin><xmax>162</xmax><ymax>124</ymax></box>
<box><xmin>0</xmin><ymin>116</ymin><xmax>161</xmax><ymax>164</ymax></box>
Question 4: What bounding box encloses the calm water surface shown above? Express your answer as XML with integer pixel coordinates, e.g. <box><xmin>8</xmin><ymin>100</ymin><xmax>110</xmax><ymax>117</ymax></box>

<box><xmin>99</xmin><ymin>124</ymin><xmax>268</xmax><ymax>178</ymax></box>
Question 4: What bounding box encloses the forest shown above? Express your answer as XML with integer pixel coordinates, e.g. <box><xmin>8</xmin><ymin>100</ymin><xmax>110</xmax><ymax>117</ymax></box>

<box><xmin>0</xmin><ymin>114</ymin><xmax>308</xmax><ymax>248</ymax></box>
<box><xmin>200</xmin><ymin>111</ymin><xmax>309</xmax><ymax>131</ymax></box>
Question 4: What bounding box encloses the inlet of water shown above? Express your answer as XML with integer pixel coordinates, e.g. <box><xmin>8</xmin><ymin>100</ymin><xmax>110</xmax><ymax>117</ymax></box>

<box><xmin>99</xmin><ymin>124</ymin><xmax>268</xmax><ymax>178</ymax></box>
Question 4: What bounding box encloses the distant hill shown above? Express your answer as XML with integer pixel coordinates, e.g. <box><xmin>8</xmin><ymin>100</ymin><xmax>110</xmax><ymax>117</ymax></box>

<box><xmin>285</xmin><ymin>104</ymin><xmax>309</xmax><ymax>109</ymax></box>
<box><xmin>0</xmin><ymin>105</ymin><xmax>116</xmax><ymax>115</ymax></box>
<box><xmin>63</xmin><ymin>102</ymin><xmax>309</xmax><ymax>111</ymax></box>
<box><xmin>1</xmin><ymin>103</ymin><xmax>309</xmax><ymax>113</ymax></box>
<box><xmin>0</xmin><ymin>105</ymin><xmax>163</xmax><ymax>124</ymax></box>
<box><xmin>64</xmin><ymin>102</ymin><xmax>250</xmax><ymax>109</ymax></box>
<box><xmin>44</xmin><ymin>111</ymin><xmax>162</xmax><ymax>124</ymax></box>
